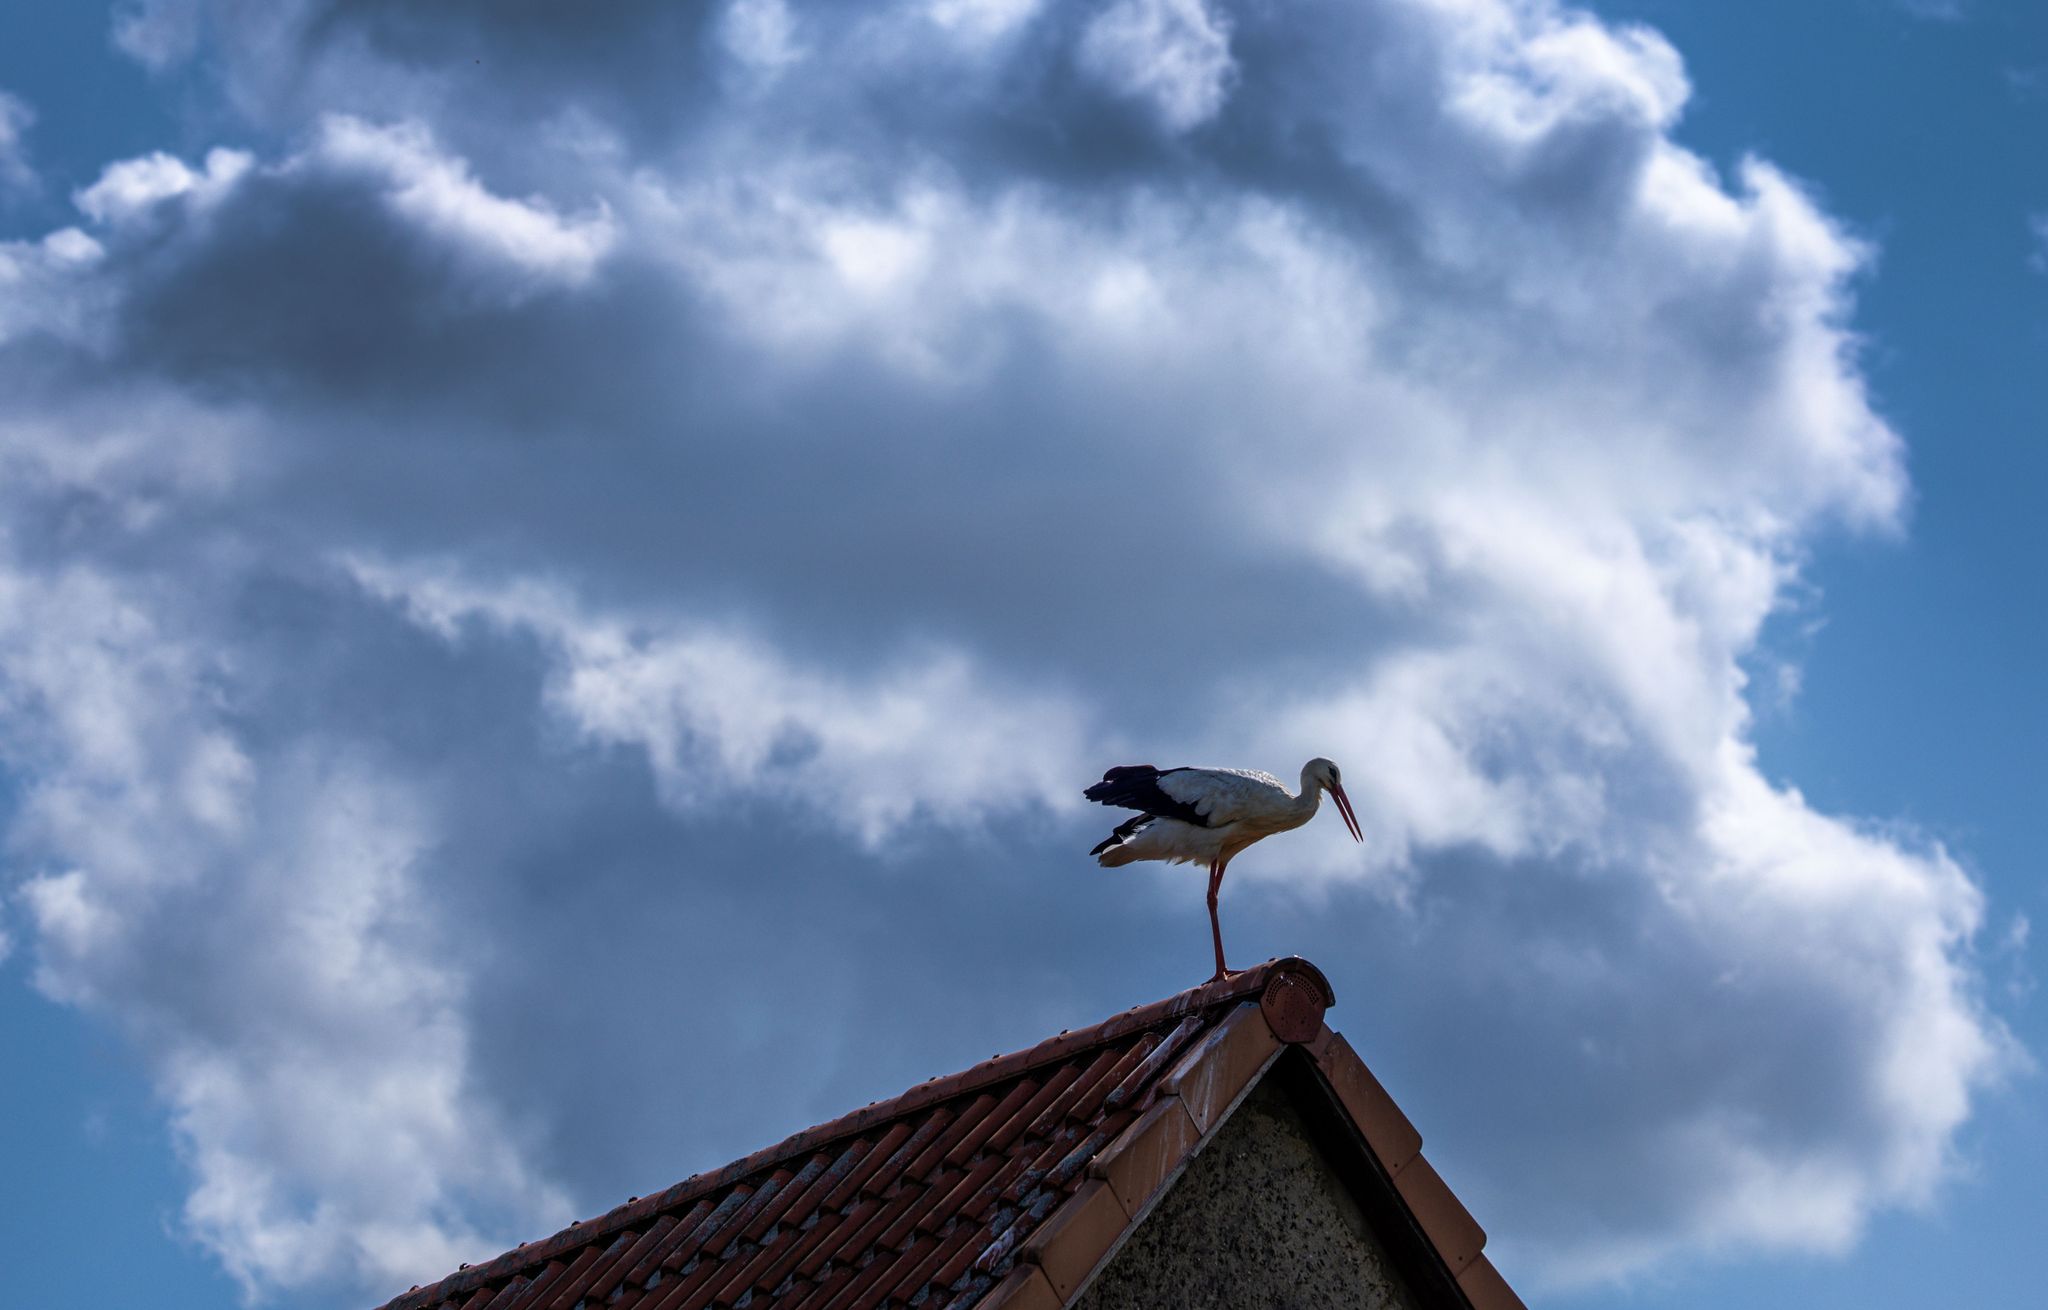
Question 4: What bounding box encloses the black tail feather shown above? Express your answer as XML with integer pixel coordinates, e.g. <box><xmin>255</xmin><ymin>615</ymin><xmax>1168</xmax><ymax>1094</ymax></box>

<box><xmin>1090</xmin><ymin>813</ymin><xmax>1150</xmax><ymax>857</ymax></box>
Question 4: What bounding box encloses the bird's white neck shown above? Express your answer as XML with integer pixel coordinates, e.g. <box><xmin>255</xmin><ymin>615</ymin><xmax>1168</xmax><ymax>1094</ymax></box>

<box><xmin>1290</xmin><ymin>767</ymin><xmax>1325</xmax><ymax>820</ymax></box>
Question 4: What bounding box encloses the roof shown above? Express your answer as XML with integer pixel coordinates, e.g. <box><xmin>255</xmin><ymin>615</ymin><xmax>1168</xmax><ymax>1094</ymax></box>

<box><xmin>374</xmin><ymin>958</ymin><xmax>1524</xmax><ymax>1310</ymax></box>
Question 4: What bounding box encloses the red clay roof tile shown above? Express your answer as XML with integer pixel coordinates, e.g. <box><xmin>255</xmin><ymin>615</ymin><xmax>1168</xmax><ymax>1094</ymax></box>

<box><xmin>1310</xmin><ymin>1028</ymin><xmax>1424</xmax><ymax>1175</ymax></box>
<box><xmin>975</xmin><ymin>1265</ymin><xmax>1060</xmax><ymax>1310</ymax></box>
<box><xmin>1018</xmin><ymin>1179</ymin><xmax>1125</xmax><ymax>1301</ymax></box>
<box><xmin>1458</xmin><ymin>1253</ymin><xmax>1530</xmax><ymax>1310</ymax></box>
<box><xmin>1085</xmin><ymin>1094</ymin><xmax>1200</xmax><ymax>1217</ymax></box>
<box><xmin>1396</xmin><ymin>1155</ymin><xmax>1488</xmax><ymax>1276</ymax></box>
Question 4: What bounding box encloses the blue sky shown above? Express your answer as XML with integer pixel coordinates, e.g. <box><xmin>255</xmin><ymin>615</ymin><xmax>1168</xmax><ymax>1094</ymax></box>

<box><xmin>0</xmin><ymin>3</ymin><xmax>2040</xmax><ymax>1308</ymax></box>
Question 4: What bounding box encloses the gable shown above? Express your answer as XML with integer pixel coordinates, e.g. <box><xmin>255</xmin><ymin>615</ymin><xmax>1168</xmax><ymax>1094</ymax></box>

<box><xmin>1074</xmin><ymin>1074</ymin><xmax>1421</xmax><ymax>1310</ymax></box>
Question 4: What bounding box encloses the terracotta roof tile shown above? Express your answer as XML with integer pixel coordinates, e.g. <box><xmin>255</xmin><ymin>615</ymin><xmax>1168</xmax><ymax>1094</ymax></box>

<box><xmin>588</xmin><ymin>1210</ymin><xmax>681</xmax><ymax>1301</ymax></box>
<box><xmin>975</xmin><ymin>1265</ymin><xmax>1060</xmax><ymax>1310</ymax></box>
<box><xmin>1395</xmin><ymin>1155</ymin><xmax>1488</xmax><ymax>1276</ymax></box>
<box><xmin>943</xmin><ymin>1080</ymin><xmax>1036</xmax><ymax>1169</ymax></box>
<box><xmin>1084</xmin><ymin>1095</ymin><xmax>1200</xmax><ymax>1217</ymax></box>
<box><xmin>1458</xmin><ymin>1254</ymin><xmax>1529</xmax><ymax>1310</ymax></box>
<box><xmin>1018</xmin><ymin>1179</ymin><xmax>1124</xmax><ymax>1301</ymax></box>
<box><xmin>371</xmin><ymin>957</ymin><xmax>1522</xmax><ymax>1310</ymax></box>
<box><xmin>1308</xmin><ymin>1028</ymin><xmax>1424</xmax><ymax>1176</ymax></box>
<box><xmin>1158</xmin><ymin>1000</ymin><xmax>1280</xmax><ymax>1132</ymax></box>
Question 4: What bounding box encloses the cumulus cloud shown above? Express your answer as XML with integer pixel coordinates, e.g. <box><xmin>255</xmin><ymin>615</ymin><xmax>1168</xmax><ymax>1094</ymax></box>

<box><xmin>0</xmin><ymin>0</ymin><xmax>2019</xmax><ymax>1302</ymax></box>
<box><xmin>925</xmin><ymin>0</ymin><xmax>1044</xmax><ymax>49</ymax></box>
<box><xmin>304</xmin><ymin>117</ymin><xmax>615</xmax><ymax>287</ymax></box>
<box><xmin>0</xmin><ymin>418</ymin><xmax>568</xmax><ymax>1296</ymax></box>
<box><xmin>112</xmin><ymin>0</ymin><xmax>206</xmax><ymax>69</ymax></box>
<box><xmin>346</xmin><ymin>560</ymin><xmax>1091</xmax><ymax>848</ymax></box>
<box><xmin>0</xmin><ymin>227</ymin><xmax>105</xmax><ymax>345</ymax></box>
<box><xmin>722</xmin><ymin>0</ymin><xmax>804</xmax><ymax>72</ymax></box>
<box><xmin>75</xmin><ymin>146</ymin><xmax>252</xmax><ymax>225</ymax></box>
<box><xmin>1079</xmin><ymin>0</ymin><xmax>1238</xmax><ymax>131</ymax></box>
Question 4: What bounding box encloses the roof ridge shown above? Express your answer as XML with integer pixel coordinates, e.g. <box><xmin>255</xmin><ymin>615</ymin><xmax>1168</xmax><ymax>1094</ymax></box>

<box><xmin>378</xmin><ymin>958</ymin><xmax>1333</xmax><ymax>1310</ymax></box>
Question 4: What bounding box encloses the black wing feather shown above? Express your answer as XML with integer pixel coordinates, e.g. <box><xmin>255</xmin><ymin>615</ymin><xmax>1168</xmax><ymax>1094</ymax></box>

<box><xmin>1083</xmin><ymin>764</ymin><xmax>1211</xmax><ymax>827</ymax></box>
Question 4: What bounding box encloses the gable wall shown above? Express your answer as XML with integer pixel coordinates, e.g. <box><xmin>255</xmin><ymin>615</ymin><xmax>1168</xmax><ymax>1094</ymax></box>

<box><xmin>1072</xmin><ymin>1075</ymin><xmax>1424</xmax><ymax>1310</ymax></box>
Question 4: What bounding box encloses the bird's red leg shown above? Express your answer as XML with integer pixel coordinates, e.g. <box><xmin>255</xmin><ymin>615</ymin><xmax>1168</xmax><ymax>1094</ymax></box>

<box><xmin>1206</xmin><ymin>856</ymin><xmax>1230</xmax><ymax>982</ymax></box>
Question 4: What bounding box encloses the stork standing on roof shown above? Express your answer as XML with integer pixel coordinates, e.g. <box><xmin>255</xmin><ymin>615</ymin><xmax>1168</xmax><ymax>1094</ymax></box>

<box><xmin>1086</xmin><ymin>759</ymin><xmax>1363</xmax><ymax>981</ymax></box>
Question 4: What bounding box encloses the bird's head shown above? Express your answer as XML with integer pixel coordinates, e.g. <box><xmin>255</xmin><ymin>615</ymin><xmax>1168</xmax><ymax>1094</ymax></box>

<box><xmin>1305</xmin><ymin>757</ymin><xmax>1363</xmax><ymax>843</ymax></box>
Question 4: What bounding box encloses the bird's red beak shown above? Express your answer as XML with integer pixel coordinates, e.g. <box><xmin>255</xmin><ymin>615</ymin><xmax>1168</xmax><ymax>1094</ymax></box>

<box><xmin>1330</xmin><ymin>781</ymin><xmax>1363</xmax><ymax>843</ymax></box>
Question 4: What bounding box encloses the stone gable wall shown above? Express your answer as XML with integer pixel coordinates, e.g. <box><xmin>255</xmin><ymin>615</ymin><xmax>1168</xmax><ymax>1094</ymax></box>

<box><xmin>1073</xmin><ymin>1075</ymin><xmax>1421</xmax><ymax>1310</ymax></box>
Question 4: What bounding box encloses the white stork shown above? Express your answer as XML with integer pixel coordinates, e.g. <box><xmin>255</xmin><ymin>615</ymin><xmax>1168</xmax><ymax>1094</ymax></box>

<box><xmin>1086</xmin><ymin>758</ymin><xmax>1363</xmax><ymax>981</ymax></box>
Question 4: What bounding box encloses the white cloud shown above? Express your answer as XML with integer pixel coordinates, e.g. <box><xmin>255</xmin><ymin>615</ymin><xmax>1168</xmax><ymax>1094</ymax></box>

<box><xmin>0</xmin><ymin>89</ymin><xmax>34</xmax><ymax>191</ymax></box>
<box><xmin>112</xmin><ymin>0</ymin><xmax>206</xmax><ymax>69</ymax></box>
<box><xmin>0</xmin><ymin>228</ymin><xmax>107</xmax><ymax>347</ymax></box>
<box><xmin>925</xmin><ymin>0</ymin><xmax>1043</xmax><ymax>48</ymax></box>
<box><xmin>1444</xmin><ymin>11</ymin><xmax>1688</xmax><ymax>146</ymax></box>
<box><xmin>1079</xmin><ymin>0</ymin><xmax>1237</xmax><ymax>131</ymax></box>
<box><xmin>0</xmin><ymin>0</ymin><xmax>2021</xmax><ymax>1301</ymax></box>
<box><xmin>347</xmin><ymin>562</ymin><xmax>1092</xmax><ymax>849</ymax></box>
<box><xmin>152</xmin><ymin>763</ymin><xmax>568</xmax><ymax>1296</ymax></box>
<box><xmin>0</xmin><ymin>430</ymin><xmax>566</xmax><ymax>1299</ymax></box>
<box><xmin>74</xmin><ymin>147</ymin><xmax>252</xmax><ymax>224</ymax></box>
<box><xmin>69</xmin><ymin>123</ymin><xmax>612</xmax><ymax>300</ymax></box>
<box><xmin>307</xmin><ymin>116</ymin><xmax>615</xmax><ymax>288</ymax></box>
<box><xmin>722</xmin><ymin>0</ymin><xmax>803</xmax><ymax>71</ymax></box>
